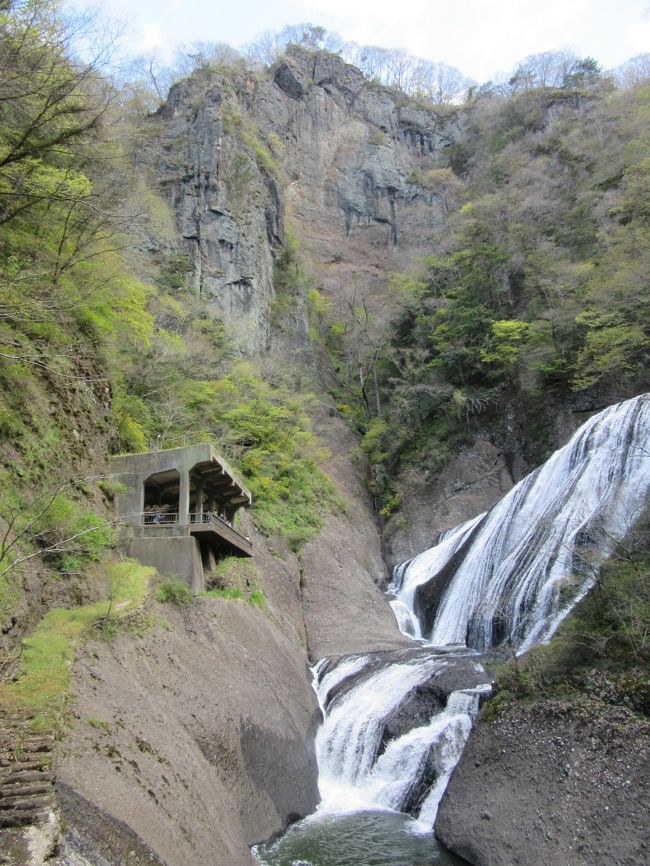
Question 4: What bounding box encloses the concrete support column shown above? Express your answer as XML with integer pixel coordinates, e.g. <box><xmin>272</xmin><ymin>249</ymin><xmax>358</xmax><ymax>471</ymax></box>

<box><xmin>179</xmin><ymin>471</ymin><xmax>190</xmax><ymax>526</ymax></box>
<box><xmin>137</xmin><ymin>476</ymin><xmax>145</xmax><ymax>516</ymax></box>
<box><xmin>206</xmin><ymin>546</ymin><xmax>218</xmax><ymax>573</ymax></box>
<box><xmin>196</xmin><ymin>481</ymin><xmax>204</xmax><ymax>520</ymax></box>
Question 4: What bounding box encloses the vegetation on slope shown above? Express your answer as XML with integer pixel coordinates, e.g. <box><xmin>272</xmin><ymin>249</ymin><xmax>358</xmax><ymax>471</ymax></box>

<box><xmin>1</xmin><ymin>561</ymin><xmax>154</xmax><ymax>730</ymax></box>
<box><xmin>309</xmin><ymin>63</ymin><xmax>650</xmax><ymax>512</ymax></box>
<box><xmin>0</xmin><ymin>1</ymin><xmax>343</xmax><ymax>671</ymax></box>
<box><xmin>488</xmin><ymin>516</ymin><xmax>650</xmax><ymax>719</ymax></box>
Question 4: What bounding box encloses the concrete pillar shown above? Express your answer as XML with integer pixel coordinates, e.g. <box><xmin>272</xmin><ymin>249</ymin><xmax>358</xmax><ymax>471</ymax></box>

<box><xmin>196</xmin><ymin>480</ymin><xmax>204</xmax><ymax>520</ymax></box>
<box><xmin>206</xmin><ymin>546</ymin><xmax>218</xmax><ymax>573</ymax></box>
<box><xmin>138</xmin><ymin>477</ymin><xmax>145</xmax><ymax>516</ymax></box>
<box><xmin>179</xmin><ymin>471</ymin><xmax>190</xmax><ymax>526</ymax></box>
<box><xmin>191</xmin><ymin>540</ymin><xmax>204</xmax><ymax>594</ymax></box>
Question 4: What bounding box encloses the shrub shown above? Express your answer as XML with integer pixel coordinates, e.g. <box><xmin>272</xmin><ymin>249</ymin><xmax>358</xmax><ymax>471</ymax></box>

<box><xmin>487</xmin><ymin>524</ymin><xmax>650</xmax><ymax>718</ymax></box>
<box><xmin>154</xmin><ymin>578</ymin><xmax>193</xmax><ymax>607</ymax></box>
<box><xmin>207</xmin><ymin>555</ymin><xmax>258</xmax><ymax>591</ymax></box>
<box><xmin>248</xmin><ymin>589</ymin><xmax>265</xmax><ymax>607</ymax></box>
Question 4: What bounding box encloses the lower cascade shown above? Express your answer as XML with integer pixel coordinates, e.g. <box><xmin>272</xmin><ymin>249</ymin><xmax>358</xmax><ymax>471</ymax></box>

<box><xmin>313</xmin><ymin>654</ymin><xmax>490</xmax><ymax>825</ymax></box>
<box><xmin>254</xmin><ymin>394</ymin><xmax>650</xmax><ymax>866</ymax></box>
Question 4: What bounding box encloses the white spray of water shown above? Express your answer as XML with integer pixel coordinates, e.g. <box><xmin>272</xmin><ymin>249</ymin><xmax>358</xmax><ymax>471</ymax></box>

<box><xmin>311</xmin><ymin>655</ymin><xmax>489</xmax><ymax>826</ymax></box>
<box><xmin>300</xmin><ymin>395</ymin><xmax>650</xmax><ymax>835</ymax></box>
<box><xmin>393</xmin><ymin>394</ymin><xmax>650</xmax><ymax>652</ymax></box>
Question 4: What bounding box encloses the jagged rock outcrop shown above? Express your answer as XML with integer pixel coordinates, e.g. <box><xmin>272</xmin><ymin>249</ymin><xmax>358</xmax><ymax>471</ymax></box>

<box><xmin>255</xmin><ymin>46</ymin><xmax>461</xmax><ymax>328</ymax></box>
<box><xmin>139</xmin><ymin>47</ymin><xmax>460</xmax><ymax>354</ymax></box>
<box><xmin>141</xmin><ymin>72</ymin><xmax>284</xmax><ymax>353</ymax></box>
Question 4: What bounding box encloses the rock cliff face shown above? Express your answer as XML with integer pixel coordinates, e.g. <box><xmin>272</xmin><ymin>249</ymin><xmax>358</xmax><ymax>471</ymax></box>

<box><xmin>257</xmin><ymin>46</ymin><xmax>460</xmax><ymax>329</ymax></box>
<box><xmin>143</xmin><ymin>71</ymin><xmax>284</xmax><ymax>353</ymax></box>
<box><xmin>435</xmin><ymin>701</ymin><xmax>650</xmax><ymax>866</ymax></box>
<box><xmin>141</xmin><ymin>46</ymin><xmax>460</xmax><ymax>354</ymax></box>
<box><xmin>383</xmin><ymin>439</ymin><xmax>515</xmax><ymax>572</ymax></box>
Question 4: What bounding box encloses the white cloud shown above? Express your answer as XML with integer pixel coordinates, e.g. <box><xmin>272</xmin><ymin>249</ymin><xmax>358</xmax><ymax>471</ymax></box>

<box><xmin>139</xmin><ymin>22</ymin><xmax>162</xmax><ymax>52</ymax></box>
<box><xmin>299</xmin><ymin>0</ymin><xmax>638</xmax><ymax>80</ymax></box>
<box><xmin>627</xmin><ymin>19</ymin><xmax>650</xmax><ymax>52</ymax></box>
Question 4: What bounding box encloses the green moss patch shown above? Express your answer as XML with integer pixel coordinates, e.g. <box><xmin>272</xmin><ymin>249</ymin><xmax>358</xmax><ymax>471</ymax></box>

<box><xmin>0</xmin><ymin>561</ymin><xmax>155</xmax><ymax>732</ymax></box>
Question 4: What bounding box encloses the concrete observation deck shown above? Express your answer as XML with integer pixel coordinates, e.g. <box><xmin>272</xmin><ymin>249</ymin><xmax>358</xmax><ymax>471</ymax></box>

<box><xmin>111</xmin><ymin>444</ymin><xmax>253</xmax><ymax>592</ymax></box>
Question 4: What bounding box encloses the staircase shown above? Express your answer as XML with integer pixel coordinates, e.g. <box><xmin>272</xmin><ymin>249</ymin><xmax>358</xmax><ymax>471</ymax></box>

<box><xmin>0</xmin><ymin>707</ymin><xmax>58</xmax><ymax>864</ymax></box>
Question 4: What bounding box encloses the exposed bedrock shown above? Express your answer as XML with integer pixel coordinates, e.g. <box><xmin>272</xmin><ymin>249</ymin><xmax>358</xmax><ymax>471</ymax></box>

<box><xmin>384</xmin><ymin>439</ymin><xmax>514</xmax><ymax>574</ymax></box>
<box><xmin>138</xmin><ymin>46</ymin><xmax>461</xmax><ymax>357</ymax></box>
<box><xmin>298</xmin><ymin>405</ymin><xmax>413</xmax><ymax>659</ymax></box>
<box><xmin>56</xmin><ymin>601</ymin><xmax>319</xmax><ymax>866</ymax></box>
<box><xmin>435</xmin><ymin>701</ymin><xmax>650</xmax><ymax>866</ymax></box>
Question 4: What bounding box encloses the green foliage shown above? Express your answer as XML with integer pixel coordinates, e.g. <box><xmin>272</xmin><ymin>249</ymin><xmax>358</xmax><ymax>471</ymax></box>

<box><xmin>375</xmin><ymin>76</ymin><xmax>650</xmax><ymax>480</ymax></box>
<box><xmin>238</xmin><ymin>120</ymin><xmax>281</xmax><ymax>177</ymax></box>
<box><xmin>248</xmin><ymin>589</ymin><xmax>265</xmax><ymax>607</ymax></box>
<box><xmin>0</xmin><ymin>561</ymin><xmax>154</xmax><ymax>730</ymax></box>
<box><xmin>36</xmin><ymin>494</ymin><xmax>114</xmax><ymax>571</ymax></box>
<box><xmin>207</xmin><ymin>555</ymin><xmax>257</xmax><ymax>590</ymax></box>
<box><xmin>155</xmin><ymin>578</ymin><xmax>193</xmax><ymax>606</ymax></box>
<box><xmin>97</xmin><ymin>478</ymin><xmax>127</xmax><ymax>502</ymax></box>
<box><xmin>156</xmin><ymin>250</ymin><xmax>192</xmax><ymax>292</ymax></box>
<box><xmin>0</xmin><ymin>0</ymin><xmax>108</xmax><ymax>226</ymax></box>
<box><xmin>480</xmin><ymin>319</ymin><xmax>530</xmax><ymax>367</ymax></box>
<box><xmin>359</xmin><ymin>418</ymin><xmax>389</xmax><ymax>464</ymax></box>
<box><xmin>204</xmin><ymin>556</ymin><xmax>266</xmax><ymax>605</ymax></box>
<box><xmin>209</xmin><ymin>363</ymin><xmax>342</xmax><ymax>549</ymax></box>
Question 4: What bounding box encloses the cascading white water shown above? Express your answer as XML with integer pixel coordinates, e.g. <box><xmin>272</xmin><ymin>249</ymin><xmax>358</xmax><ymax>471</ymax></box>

<box><xmin>387</xmin><ymin>513</ymin><xmax>485</xmax><ymax>642</ymax></box>
<box><xmin>307</xmin><ymin>395</ymin><xmax>650</xmax><ymax>832</ymax></box>
<box><xmin>393</xmin><ymin>393</ymin><xmax>650</xmax><ymax>652</ymax></box>
<box><xmin>312</xmin><ymin>655</ymin><xmax>489</xmax><ymax>826</ymax></box>
<box><xmin>415</xmin><ymin>685</ymin><xmax>491</xmax><ymax>825</ymax></box>
<box><xmin>256</xmin><ymin>395</ymin><xmax>650</xmax><ymax>863</ymax></box>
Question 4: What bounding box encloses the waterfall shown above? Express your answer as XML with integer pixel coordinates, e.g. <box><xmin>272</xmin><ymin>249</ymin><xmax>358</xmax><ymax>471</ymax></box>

<box><xmin>392</xmin><ymin>393</ymin><xmax>650</xmax><ymax>653</ymax></box>
<box><xmin>312</xmin><ymin>654</ymin><xmax>490</xmax><ymax>825</ymax></box>
<box><xmin>255</xmin><ymin>394</ymin><xmax>650</xmax><ymax>862</ymax></box>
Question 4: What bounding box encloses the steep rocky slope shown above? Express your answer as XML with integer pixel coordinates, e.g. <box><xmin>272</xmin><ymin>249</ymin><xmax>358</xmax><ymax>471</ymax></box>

<box><xmin>51</xmin><ymin>409</ymin><xmax>408</xmax><ymax>865</ymax></box>
<box><xmin>139</xmin><ymin>45</ymin><xmax>460</xmax><ymax>354</ymax></box>
<box><xmin>436</xmin><ymin>700</ymin><xmax>650</xmax><ymax>866</ymax></box>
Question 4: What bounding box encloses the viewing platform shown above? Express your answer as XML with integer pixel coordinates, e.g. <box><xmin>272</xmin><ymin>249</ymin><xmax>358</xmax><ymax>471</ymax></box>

<box><xmin>137</xmin><ymin>511</ymin><xmax>253</xmax><ymax>557</ymax></box>
<box><xmin>110</xmin><ymin>444</ymin><xmax>253</xmax><ymax>592</ymax></box>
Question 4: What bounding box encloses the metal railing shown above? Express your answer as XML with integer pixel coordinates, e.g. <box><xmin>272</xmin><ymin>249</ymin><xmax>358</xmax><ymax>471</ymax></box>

<box><xmin>139</xmin><ymin>510</ymin><xmax>251</xmax><ymax>551</ymax></box>
<box><xmin>142</xmin><ymin>513</ymin><xmax>179</xmax><ymax>525</ymax></box>
<box><xmin>188</xmin><ymin>511</ymin><xmax>234</xmax><ymax>529</ymax></box>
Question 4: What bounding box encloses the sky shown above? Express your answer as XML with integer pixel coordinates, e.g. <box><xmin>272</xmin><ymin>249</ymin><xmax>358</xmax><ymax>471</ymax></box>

<box><xmin>68</xmin><ymin>0</ymin><xmax>650</xmax><ymax>82</ymax></box>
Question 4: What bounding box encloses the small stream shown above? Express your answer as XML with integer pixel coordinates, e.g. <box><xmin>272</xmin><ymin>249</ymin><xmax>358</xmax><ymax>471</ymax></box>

<box><xmin>255</xmin><ymin>394</ymin><xmax>650</xmax><ymax>866</ymax></box>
